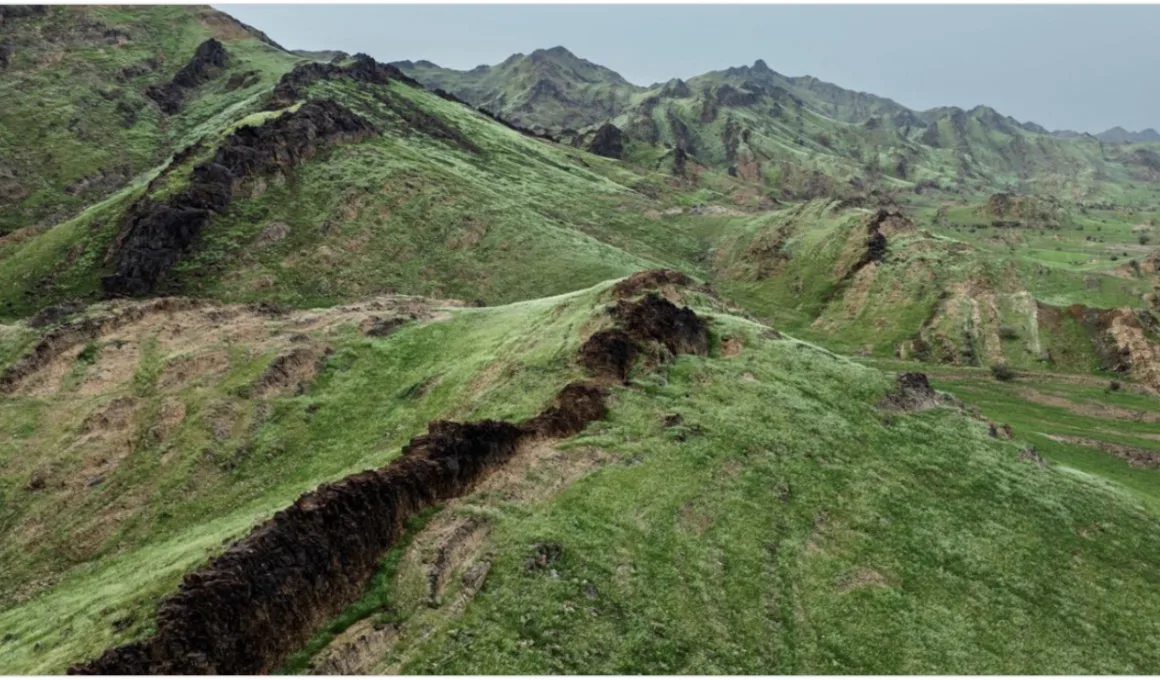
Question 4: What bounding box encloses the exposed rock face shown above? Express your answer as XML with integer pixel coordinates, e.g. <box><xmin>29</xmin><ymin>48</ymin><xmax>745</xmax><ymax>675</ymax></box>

<box><xmin>877</xmin><ymin>372</ymin><xmax>945</xmax><ymax>412</ymax></box>
<box><xmin>579</xmin><ymin>290</ymin><xmax>709</xmax><ymax>382</ymax></box>
<box><xmin>266</xmin><ymin>53</ymin><xmax>420</xmax><ymax>109</ymax></box>
<box><xmin>586</xmin><ymin>123</ymin><xmax>624</xmax><ymax>159</ymax></box>
<box><xmin>673</xmin><ymin>147</ymin><xmax>689</xmax><ymax>178</ymax></box>
<box><xmin>0</xmin><ymin>5</ymin><xmax>47</xmax><ymax>23</ymax></box>
<box><xmin>70</xmin><ymin>276</ymin><xmax>707</xmax><ymax>675</ymax></box>
<box><xmin>102</xmin><ymin>100</ymin><xmax>376</xmax><ymax>297</ymax></box>
<box><xmin>146</xmin><ymin>39</ymin><xmax>229</xmax><ymax>114</ymax></box>
<box><xmin>850</xmin><ymin>206</ymin><xmax>910</xmax><ymax>274</ymax></box>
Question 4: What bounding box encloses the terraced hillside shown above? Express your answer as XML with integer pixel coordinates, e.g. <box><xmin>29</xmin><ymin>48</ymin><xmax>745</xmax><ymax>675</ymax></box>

<box><xmin>4</xmin><ymin>4</ymin><xmax>1160</xmax><ymax>675</ymax></box>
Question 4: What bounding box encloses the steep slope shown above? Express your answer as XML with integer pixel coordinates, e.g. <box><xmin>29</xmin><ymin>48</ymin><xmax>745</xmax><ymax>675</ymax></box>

<box><xmin>0</xmin><ymin>5</ymin><xmax>301</xmax><ymax>236</ymax></box>
<box><xmin>0</xmin><ymin>51</ymin><xmax>764</xmax><ymax>319</ymax></box>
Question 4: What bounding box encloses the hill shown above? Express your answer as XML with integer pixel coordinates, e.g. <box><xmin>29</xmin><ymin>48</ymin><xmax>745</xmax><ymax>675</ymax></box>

<box><xmin>0</xmin><ymin>274</ymin><xmax>1158</xmax><ymax>674</ymax></box>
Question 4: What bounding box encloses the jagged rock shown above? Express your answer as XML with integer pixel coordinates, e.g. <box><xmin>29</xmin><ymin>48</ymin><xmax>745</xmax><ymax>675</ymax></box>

<box><xmin>146</xmin><ymin>39</ymin><xmax>228</xmax><ymax>114</ymax></box>
<box><xmin>103</xmin><ymin>100</ymin><xmax>376</xmax><ymax>297</ymax></box>
<box><xmin>267</xmin><ymin>53</ymin><xmax>420</xmax><ymax>109</ymax></box>
<box><xmin>587</xmin><ymin>123</ymin><xmax>624</xmax><ymax>159</ymax></box>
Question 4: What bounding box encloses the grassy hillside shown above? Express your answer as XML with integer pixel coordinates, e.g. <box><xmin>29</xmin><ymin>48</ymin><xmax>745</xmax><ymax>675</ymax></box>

<box><xmin>0</xmin><ymin>5</ymin><xmax>302</xmax><ymax>235</ymax></box>
<box><xmin>3</xmin><ymin>276</ymin><xmax>1160</xmax><ymax>674</ymax></box>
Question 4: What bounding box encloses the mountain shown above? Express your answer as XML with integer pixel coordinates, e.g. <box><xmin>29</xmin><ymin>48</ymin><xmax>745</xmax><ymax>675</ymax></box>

<box><xmin>396</xmin><ymin>50</ymin><xmax>1160</xmax><ymax>201</ymax></box>
<box><xmin>4</xmin><ymin>6</ymin><xmax>1160</xmax><ymax>676</ymax></box>
<box><xmin>1097</xmin><ymin>126</ymin><xmax>1160</xmax><ymax>143</ymax></box>
<box><xmin>392</xmin><ymin>47</ymin><xmax>643</xmax><ymax>130</ymax></box>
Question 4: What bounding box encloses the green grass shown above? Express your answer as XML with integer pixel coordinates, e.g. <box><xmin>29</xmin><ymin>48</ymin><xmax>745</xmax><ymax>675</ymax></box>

<box><xmin>354</xmin><ymin>314</ymin><xmax>1160</xmax><ymax>674</ymax></box>
<box><xmin>0</xmin><ymin>283</ymin><xmax>606</xmax><ymax>673</ymax></box>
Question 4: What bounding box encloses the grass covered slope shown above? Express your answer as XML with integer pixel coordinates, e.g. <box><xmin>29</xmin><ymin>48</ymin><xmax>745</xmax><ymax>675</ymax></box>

<box><xmin>2</xmin><ymin>276</ymin><xmax>1160</xmax><ymax>673</ymax></box>
<box><xmin>258</xmin><ymin>277</ymin><xmax>1160</xmax><ymax>675</ymax></box>
<box><xmin>0</xmin><ymin>282</ymin><xmax>612</xmax><ymax>673</ymax></box>
<box><xmin>0</xmin><ymin>5</ymin><xmax>300</xmax><ymax>235</ymax></box>
<box><xmin>0</xmin><ymin>51</ymin><xmax>758</xmax><ymax>318</ymax></box>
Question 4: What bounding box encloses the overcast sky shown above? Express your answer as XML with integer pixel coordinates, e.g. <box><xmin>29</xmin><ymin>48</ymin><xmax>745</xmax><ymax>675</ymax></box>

<box><xmin>216</xmin><ymin>4</ymin><xmax>1159</xmax><ymax>134</ymax></box>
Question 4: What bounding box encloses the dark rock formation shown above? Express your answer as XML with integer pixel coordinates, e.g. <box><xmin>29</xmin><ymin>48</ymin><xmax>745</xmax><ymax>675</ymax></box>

<box><xmin>877</xmin><ymin>372</ymin><xmax>944</xmax><ymax>412</ymax></box>
<box><xmin>146</xmin><ymin>39</ymin><xmax>228</xmax><ymax>114</ymax></box>
<box><xmin>70</xmin><ymin>277</ymin><xmax>708</xmax><ymax>675</ymax></box>
<box><xmin>579</xmin><ymin>290</ymin><xmax>709</xmax><ymax>382</ymax></box>
<box><xmin>0</xmin><ymin>40</ymin><xmax>13</xmax><ymax>70</ymax></box>
<box><xmin>0</xmin><ymin>5</ymin><xmax>47</xmax><ymax>23</ymax></box>
<box><xmin>673</xmin><ymin>146</ymin><xmax>689</xmax><ymax>178</ymax></box>
<box><xmin>587</xmin><ymin>123</ymin><xmax>624</xmax><ymax>159</ymax></box>
<box><xmin>266</xmin><ymin>53</ymin><xmax>420</xmax><ymax>109</ymax></box>
<box><xmin>102</xmin><ymin>100</ymin><xmax>376</xmax><ymax>297</ymax></box>
<box><xmin>715</xmin><ymin>84</ymin><xmax>759</xmax><ymax>108</ymax></box>
<box><xmin>659</xmin><ymin>78</ymin><xmax>691</xmax><ymax>99</ymax></box>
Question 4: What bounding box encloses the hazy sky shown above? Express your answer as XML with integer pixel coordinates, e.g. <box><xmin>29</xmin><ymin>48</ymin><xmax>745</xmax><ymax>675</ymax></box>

<box><xmin>216</xmin><ymin>4</ymin><xmax>1159</xmax><ymax>133</ymax></box>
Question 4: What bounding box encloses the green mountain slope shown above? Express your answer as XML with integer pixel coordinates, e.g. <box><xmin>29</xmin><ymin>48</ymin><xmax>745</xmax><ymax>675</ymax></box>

<box><xmin>398</xmin><ymin>51</ymin><xmax>1160</xmax><ymax>203</ymax></box>
<box><xmin>0</xmin><ymin>5</ymin><xmax>301</xmax><ymax>236</ymax></box>
<box><xmin>394</xmin><ymin>47</ymin><xmax>643</xmax><ymax>131</ymax></box>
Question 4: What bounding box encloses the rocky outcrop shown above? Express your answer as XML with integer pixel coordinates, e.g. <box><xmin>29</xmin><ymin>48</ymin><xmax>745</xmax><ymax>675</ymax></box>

<box><xmin>0</xmin><ymin>40</ymin><xmax>13</xmax><ymax>70</ymax></box>
<box><xmin>102</xmin><ymin>100</ymin><xmax>376</xmax><ymax>297</ymax></box>
<box><xmin>266</xmin><ymin>53</ymin><xmax>420</xmax><ymax>109</ymax></box>
<box><xmin>586</xmin><ymin>123</ymin><xmax>624</xmax><ymax>159</ymax></box>
<box><xmin>877</xmin><ymin>372</ymin><xmax>947</xmax><ymax>412</ymax></box>
<box><xmin>70</xmin><ymin>275</ymin><xmax>708</xmax><ymax>675</ymax></box>
<box><xmin>145</xmin><ymin>39</ymin><xmax>229</xmax><ymax>114</ymax></box>
<box><xmin>0</xmin><ymin>5</ymin><xmax>47</xmax><ymax>23</ymax></box>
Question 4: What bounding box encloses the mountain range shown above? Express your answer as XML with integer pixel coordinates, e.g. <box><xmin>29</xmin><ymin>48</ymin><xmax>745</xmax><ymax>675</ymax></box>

<box><xmin>3</xmin><ymin>5</ymin><xmax>1160</xmax><ymax>676</ymax></box>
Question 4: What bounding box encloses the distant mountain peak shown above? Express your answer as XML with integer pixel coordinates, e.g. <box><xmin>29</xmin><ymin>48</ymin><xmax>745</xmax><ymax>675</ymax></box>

<box><xmin>1097</xmin><ymin>126</ymin><xmax>1160</xmax><ymax>143</ymax></box>
<box><xmin>752</xmin><ymin>58</ymin><xmax>771</xmax><ymax>72</ymax></box>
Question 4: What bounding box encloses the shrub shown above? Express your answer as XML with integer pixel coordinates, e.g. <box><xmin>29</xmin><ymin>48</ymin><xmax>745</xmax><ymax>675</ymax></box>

<box><xmin>1108</xmin><ymin>380</ymin><xmax>1122</xmax><ymax>392</ymax></box>
<box><xmin>998</xmin><ymin>326</ymin><xmax>1019</xmax><ymax>341</ymax></box>
<box><xmin>990</xmin><ymin>363</ymin><xmax>1016</xmax><ymax>382</ymax></box>
<box><xmin>76</xmin><ymin>341</ymin><xmax>101</xmax><ymax>365</ymax></box>
<box><xmin>1140</xmin><ymin>233</ymin><xmax>1153</xmax><ymax>246</ymax></box>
